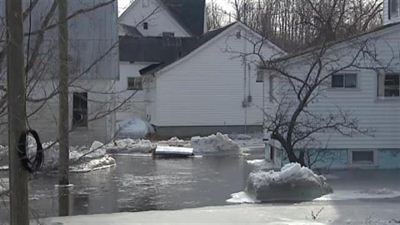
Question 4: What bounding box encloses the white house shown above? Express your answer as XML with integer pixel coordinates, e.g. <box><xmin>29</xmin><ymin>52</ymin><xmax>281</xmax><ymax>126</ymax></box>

<box><xmin>116</xmin><ymin>0</ymin><xmax>206</xmax><ymax>126</ymax></box>
<box><xmin>0</xmin><ymin>0</ymin><xmax>119</xmax><ymax>145</ymax></box>
<box><xmin>263</xmin><ymin>0</ymin><xmax>400</xmax><ymax>169</ymax></box>
<box><xmin>139</xmin><ymin>22</ymin><xmax>284</xmax><ymax>137</ymax></box>
<box><xmin>116</xmin><ymin>0</ymin><xmax>284</xmax><ymax>137</ymax></box>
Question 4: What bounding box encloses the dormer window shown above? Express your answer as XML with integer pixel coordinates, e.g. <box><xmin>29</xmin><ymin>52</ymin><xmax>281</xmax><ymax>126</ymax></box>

<box><xmin>389</xmin><ymin>0</ymin><xmax>400</xmax><ymax>19</ymax></box>
<box><xmin>143</xmin><ymin>22</ymin><xmax>148</xmax><ymax>30</ymax></box>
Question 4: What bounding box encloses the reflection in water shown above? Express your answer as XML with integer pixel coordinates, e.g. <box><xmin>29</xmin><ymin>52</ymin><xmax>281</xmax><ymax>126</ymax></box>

<box><xmin>58</xmin><ymin>185</ymin><xmax>71</xmax><ymax>216</ymax></box>
<box><xmin>0</xmin><ymin>155</ymin><xmax>254</xmax><ymax>220</ymax></box>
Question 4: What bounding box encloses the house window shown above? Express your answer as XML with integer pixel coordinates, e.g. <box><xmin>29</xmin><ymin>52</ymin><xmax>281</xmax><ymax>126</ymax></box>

<box><xmin>351</xmin><ymin>150</ymin><xmax>375</xmax><ymax>165</ymax></box>
<box><xmin>143</xmin><ymin>22</ymin><xmax>148</xmax><ymax>30</ymax></box>
<box><xmin>73</xmin><ymin>92</ymin><xmax>88</xmax><ymax>128</ymax></box>
<box><xmin>256</xmin><ymin>70</ymin><xmax>264</xmax><ymax>83</ymax></box>
<box><xmin>236</xmin><ymin>31</ymin><xmax>241</xmax><ymax>39</ymax></box>
<box><xmin>389</xmin><ymin>0</ymin><xmax>399</xmax><ymax>19</ymax></box>
<box><xmin>378</xmin><ymin>73</ymin><xmax>400</xmax><ymax>97</ymax></box>
<box><xmin>127</xmin><ymin>77</ymin><xmax>143</xmax><ymax>90</ymax></box>
<box><xmin>162</xmin><ymin>32</ymin><xmax>175</xmax><ymax>37</ymax></box>
<box><xmin>331</xmin><ymin>73</ymin><xmax>357</xmax><ymax>88</ymax></box>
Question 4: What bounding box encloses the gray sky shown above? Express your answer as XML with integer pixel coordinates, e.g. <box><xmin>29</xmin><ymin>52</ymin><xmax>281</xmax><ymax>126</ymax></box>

<box><xmin>117</xmin><ymin>0</ymin><xmax>232</xmax><ymax>15</ymax></box>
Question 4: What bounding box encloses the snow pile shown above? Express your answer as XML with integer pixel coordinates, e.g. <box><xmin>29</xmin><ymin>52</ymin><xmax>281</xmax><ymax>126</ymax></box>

<box><xmin>0</xmin><ymin>141</ymin><xmax>115</xmax><ymax>173</ymax></box>
<box><xmin>41</xmin><ymin>141</ymin><xmax>115</xmax><ymax>172</ymax></box>
<box><xmin>246</xmin><ymin>159</ymin><xmax>275</xmax><ymax>170</ymax></box>
<box><xmin>246</xmin><ymin>163</ymin><xmax>332</xmax><ymax>202</ymax></box>
<box><xmin>85</xmin><ymin>141</ymin><xmax>107</xmax><ymax>159</ymax></box>
<box><xmin>70</xmin><ymin>155</ymin><xmax>116</xmax><ymax>173</ymax></box>
<box><xmin>0</xmin><ymin>178</ymin><xmax>9</xmax><ymax>195</ymax></box>
<box><xmin>316</xmin><ymin>188</ymin><xmax>400</xmax><ymax>201</ymax></box>
<box><xmin>154</xmin><ymin>146</ymin><xmax>193</xmax><ymax>157</ymax></box>
<box><xmin>105</xmin><ymin>139</ymin><xmax>156</xmax><ymax>154</ymax></box>
<box><xmin>157</xmin><ymin>137</ymin><xmax>190</xmax><ymax>147</ymax></box>
<box><xmin>227</xmin><ymin>191</ymin><xmax>258</xmax><ymax>203</ymax></box>
<box><xmin>190</xmin><ymin>133</ymin><xmax>240</xmax><ymax>155</ymax></box>
<box><xmin>117</xmin><ymin>117</ymin><xmax>154</xmax><ymax>139</ymax></box>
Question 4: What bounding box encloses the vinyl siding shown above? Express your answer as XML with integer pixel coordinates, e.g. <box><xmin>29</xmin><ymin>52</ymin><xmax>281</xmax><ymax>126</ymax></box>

<box><xmin>0</xmin><ymin>80</ymin><xmax>116</xmax><ymax>145</ymax></box>
<box><xmin>151</xmin><ymin>24</ymin><xmax>282</xmax><ymax>127</ymax></box>
<box><xmin>384</xmin><ymin>0</ymin><xmax>400</xmax><ymax>25</ymax></box>
<box><xmin>264</xmin><ymin>26</ymin><xmax>400</xmax><ymax>150</ymax></box>
<box><xmin>116</xmin><ymin>62</ymin><xmax>154</xmax><ymax>122</ymax></box>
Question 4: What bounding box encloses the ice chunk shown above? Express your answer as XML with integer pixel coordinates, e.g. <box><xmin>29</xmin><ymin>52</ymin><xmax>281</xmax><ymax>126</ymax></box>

<box><xmin>106</xmin><ymin>139</ymin><xmax>156</xmax><ymax>154</ymax></box>
<box><xmin>154</xmin><ymin>146</ymin><xmax>193</xmax><ymax>157</ymax></box>
<box><xmin>246</xmin><ymin>163</ymin><xmax>332</xmax><ymax>202</ymax></box>
<box><xmin>191</xmin><ymin>133</ymin><xmax>240</xmax><ymax>155</ymax></box>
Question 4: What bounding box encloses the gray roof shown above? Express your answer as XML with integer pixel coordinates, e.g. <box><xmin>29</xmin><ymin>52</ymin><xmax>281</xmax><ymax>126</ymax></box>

<box><xmin>119</xmin><ymin>23</ymin><xmax>235</xmax><ymax>74</ymax></box>
<box><xmin>160</xmin><ymin>0</ymin><xmax>205</xmax><ymax>36</ymax></box>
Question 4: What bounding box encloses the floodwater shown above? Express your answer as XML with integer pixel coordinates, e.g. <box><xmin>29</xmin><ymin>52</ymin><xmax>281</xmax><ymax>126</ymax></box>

<box><xmin>0</xmin><ymin>154</ymin><xmax>256</xmax><ymax>220</ymax></box>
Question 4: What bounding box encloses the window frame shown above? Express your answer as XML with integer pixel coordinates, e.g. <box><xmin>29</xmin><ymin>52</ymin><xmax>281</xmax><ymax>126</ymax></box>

<box><xmin>349</xmin><ymin>149</ymin><xmax>378</xmax><ymax>167</ymax></box>
<box><xmin>389</xmin><ymin>0</ymin><xmax>400</xmax><ymax>19</ymax></box>
<box><xmin>378</xmin><ymin>72</ymin><xmax>400</xmax><ymax>98</ymax></box>
<box><xmin>72</xmin><ymin>92</ymin><xmax>88</xmax><ymax>128</ymax></box>
<box><xmin>143</xmin><ymin>22</ymin><xmax>148</xmax><ymax>30</ymax></box>
<box><xmin>127</xmin><ymin>77</ymin><xmax>143</xmax><ymax>91</ymax></box>
<box><xmin>330</xmin><ymin>73</ymin><xmax>358</xmax><ymax>89</ymax></box>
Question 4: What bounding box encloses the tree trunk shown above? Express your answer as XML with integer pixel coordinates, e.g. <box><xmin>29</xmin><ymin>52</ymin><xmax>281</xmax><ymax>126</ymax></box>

<box><xmin>58</xmin><ymin>0</ymin><xmax>70</xmax><ymax>216</ymax></box>
<box><xmin>6</xmin><ymin>0</ymin><xmax>29</xmax><ymax>224</ymax></box>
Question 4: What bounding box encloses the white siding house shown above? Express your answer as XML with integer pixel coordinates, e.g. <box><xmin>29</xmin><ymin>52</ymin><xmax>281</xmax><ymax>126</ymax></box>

<box><xmin>141</xmin><ymin>22</ymin><xmax>284</xmax><ymax>137</ymax></box>
<box><xmin>262</xmin><ymin>13</ymin><xmax>400</xmax><ymax>169</ymax></box>
<box><xmin>384</xmin><ymin>0</ymin><xmax>400</xmax><ymax>25</ymax></box>
<box><xmin>0</xmin><ymin>0</ymin><xmax>119</xmax><ymax>145</ymax></box>
<box><xmin>118</xmin><ymin>0</ymin><xmax>191</xmax><ymax>37</ymax></box>
<box><xmin>116</xmin><ymin>0</ymin><xmax>206</xmax><ymax>127</ymax></box>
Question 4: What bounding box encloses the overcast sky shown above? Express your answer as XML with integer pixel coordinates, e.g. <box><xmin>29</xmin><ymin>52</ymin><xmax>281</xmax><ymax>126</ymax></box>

<box><xmin>117</xmin><ymin>0</ymin><xmax>232</xmax><ymax>15</ymax></box>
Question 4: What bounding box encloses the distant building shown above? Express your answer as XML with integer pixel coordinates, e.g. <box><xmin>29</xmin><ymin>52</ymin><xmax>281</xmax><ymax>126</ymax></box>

<box><xmin>0</xmin><ymin>0</ymin><xmax>119</xmax><ymax>145</ymax></box>
<box><xmin>117</xmin><ymin>0</ymin><xmax>284</xmax><ymax>137</ymax></box>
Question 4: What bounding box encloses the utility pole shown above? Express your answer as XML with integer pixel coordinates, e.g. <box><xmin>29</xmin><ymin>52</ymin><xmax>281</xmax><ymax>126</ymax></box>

<box><xmin>58</xmin><ymin>0</ymin><xmax>70</xmax><ymax>216</ymax></box>
<box><xmin>6</xmin><ymin>0</ymin><xmax>29</xmax><ymax>224</ymax></box>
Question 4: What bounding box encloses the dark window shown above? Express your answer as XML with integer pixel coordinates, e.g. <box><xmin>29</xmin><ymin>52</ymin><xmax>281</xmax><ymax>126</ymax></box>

<box><xmin>352</xmin><ymin>151</ymin><xmax>374</xmax><ymax>164</ymax></box>
<box><xmin>331</xmin><ymin>73</ymin><xmax>357</xmax><ymax>88</ymax></box>
<box><xmin>143</xmin><ymin>22</ymin><xmax>148</xmax><ymax>30</ymax></box>
<box><xmin>384</xmin><ymin>74</ymin><xmax>400</xmax><ymax>97</ymax></box>
<box><xmin>256</xmin><ymin>70</ymin><xmax>264</xmax><ymax>83</ymax></box>
<box><xmin>73</xmin><ymin>92</ymin><xmax>88</xmax><ymax>127</ymax></box>
<box><xmin>127</xmin><ymin>77</ymin><xmax>143</xmax><ymax>90</ymax></box>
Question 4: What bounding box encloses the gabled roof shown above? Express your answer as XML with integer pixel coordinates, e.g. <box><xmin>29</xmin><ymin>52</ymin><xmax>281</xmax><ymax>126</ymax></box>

<box><xmin>160</xmin><ymin>0</ymin><xmax>205</xmax><ymax>36</ymax></box>
<box><xmin>137</xmin><ymin>22</ymin><xmax>284</xmax><ymax>75</ymax></box>
<box><xmin>274</xmin><ymin>22</ymin><xmax>400</xmax><ymax>63</ymax></box>
<box><xmin>119</xmin><ymin>0</ymin><xmax>205</xmax><ymax>37</ymax></box>
<box><xmin>119</xmin><ymin>23</ymin><xmax>234</xmax><ymax>73</ymax></box>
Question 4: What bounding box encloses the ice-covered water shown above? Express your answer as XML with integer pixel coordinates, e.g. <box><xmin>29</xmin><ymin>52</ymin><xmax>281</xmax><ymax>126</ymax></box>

<box><xmin>0</xmin><ymin>154</ymin><xmax>253</xmax><ymax>220</ymax></box>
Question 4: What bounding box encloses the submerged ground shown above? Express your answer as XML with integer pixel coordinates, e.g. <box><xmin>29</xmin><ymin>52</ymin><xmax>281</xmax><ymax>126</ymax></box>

<box><xmin>1</xmin><ymin>150</ymin><xmax>400</xmax><ymax>224</ymax></box>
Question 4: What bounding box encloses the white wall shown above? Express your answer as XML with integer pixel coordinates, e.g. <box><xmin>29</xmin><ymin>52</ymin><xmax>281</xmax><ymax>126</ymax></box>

<box><xmin>149</xmin><ymin>24</ymin><xmax>282</xmax><ymax>127</ymax></box>
<box><xmin>116</xmin><ymin>62</ymin><xmax>154</xmax><ymax>122</ymax></box>
<box><xmin>384</xmin><ymin>0</ymin><xmax>400</xmax><ymax>25</ymax></box>
<box><xmin>0</xmin><ymin>80</ymin><xmax>116</xmax><ymax>145</ymax></box>
<box><xmin>264</xmin><ymin>26</ymin><xmax>400</xmax><ymax>150</ymax></box>
<box><xmin>119</xmin><ymin>0</ymin><xmax>190</xmax><ymax>37</ymax></box>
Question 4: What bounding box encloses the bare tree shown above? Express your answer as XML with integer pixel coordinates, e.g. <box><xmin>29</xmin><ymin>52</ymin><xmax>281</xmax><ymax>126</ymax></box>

<box><xmin>230</xmin><ymin>0</ymin><xmax>383</xmax><ymax>52</ymax></box>
<box><xmin>253</xmin><ymin>35</ymin><xmax>396</xmax><ymax>167</ymax></box>
<box><xmin>206</xmin><ymin>0</ymin><xmax>226</xmax><ymax>30</ymax></box>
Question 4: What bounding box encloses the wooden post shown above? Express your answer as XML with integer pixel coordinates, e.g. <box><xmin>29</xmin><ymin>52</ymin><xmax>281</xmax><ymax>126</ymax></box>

<box><xmin>6</xmin><ymin>0</ymin><xmax>29</xmax><ymax>224</ymax></box>
<box><xmin>58</xmin><ymin>0</ymin><xmax>70</xmax><ymax>216</ymax></box>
